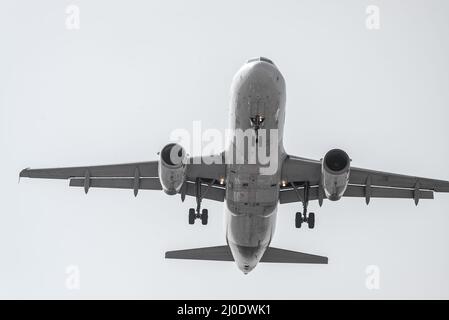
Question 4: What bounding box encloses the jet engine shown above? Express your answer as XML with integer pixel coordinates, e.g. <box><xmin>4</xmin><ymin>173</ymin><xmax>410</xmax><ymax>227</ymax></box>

<box><xmin>159</xmin><ymin>143</ymin><xmax>187</xmax><ymax>195</ymax></box>
<box><xmin>322</xmin><ymin>149</ymin><xmax>350</xmax><ymax>201</ymax></box>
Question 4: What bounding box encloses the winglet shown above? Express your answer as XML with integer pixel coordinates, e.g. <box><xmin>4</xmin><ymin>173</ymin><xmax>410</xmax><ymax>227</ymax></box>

<box><xmin>19</xmin><ymin>168</ymin><xmax>30</xmax><ymax>182</ymax></box>
<box><xmin>19</xmin><ymin>168</ymin><xmax>30</xmax><ymax>178</ymax></box>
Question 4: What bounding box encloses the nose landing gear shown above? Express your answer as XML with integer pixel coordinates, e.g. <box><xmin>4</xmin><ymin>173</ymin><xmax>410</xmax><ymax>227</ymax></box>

<box><xmin>291</xmin><ymin>181</ymin><xmax>315</xmax><ymax>229</ymax></box>
<box><xmin>250</xmin><ymin>115</ymin><xmax>265</xmax><ymax>144</ymax></box>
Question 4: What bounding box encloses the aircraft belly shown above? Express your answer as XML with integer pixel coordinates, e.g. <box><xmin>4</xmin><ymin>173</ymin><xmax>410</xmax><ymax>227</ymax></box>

<box><xmin>223</xmin><ymin>59</ymin><xmax>287</xmax><ymax>273</ymax></box>
<box><xmin>225</xmin><ymin>170</ymin><xmax>279</xmax><ymax>248</ymax></box>
<box><xmin>226</xmin><ymin>205</ymin><xmax>277</xmax><ymax>247</ymax></box>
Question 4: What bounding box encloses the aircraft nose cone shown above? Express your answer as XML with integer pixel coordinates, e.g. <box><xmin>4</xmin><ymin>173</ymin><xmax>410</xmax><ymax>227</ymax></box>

<box><xmin>229</xmin><ymin>243</ymin><xmax>266</xmax><ymax>274</ymax></box>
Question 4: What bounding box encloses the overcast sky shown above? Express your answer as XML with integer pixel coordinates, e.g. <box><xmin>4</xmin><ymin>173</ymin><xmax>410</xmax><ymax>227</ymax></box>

<box><xmin>1</xmin><ymin>0</ymin><xmax>449</xmax><ymax>299</ymax></box>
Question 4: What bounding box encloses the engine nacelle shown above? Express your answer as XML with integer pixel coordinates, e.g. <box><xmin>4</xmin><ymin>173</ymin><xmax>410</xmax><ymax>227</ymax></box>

<box><xmin>159</xmin><ymin>143</ymin><xmax>187</xmax><ymax>195</ymax></box>
<box><xmin>322</xmin><ymin>149</ymin><xmax>350</xmax><ymax>201</ymax></box>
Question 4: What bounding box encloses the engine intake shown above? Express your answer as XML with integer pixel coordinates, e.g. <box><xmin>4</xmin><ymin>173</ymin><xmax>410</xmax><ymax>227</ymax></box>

<box><xmin>159</xmin><ymin>143</ymin><xmax>187</xmax><ymax>195</ymax></box>
<box><xmin>322</xmin><ymin>149</ymin><xmax>350</xmax><ymax>201</ymax></box>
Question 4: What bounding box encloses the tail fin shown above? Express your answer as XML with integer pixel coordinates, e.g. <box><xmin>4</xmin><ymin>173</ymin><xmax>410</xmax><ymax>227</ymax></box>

<box><xmin>165</xmin><ymin>246</ymin><xmax>328</xmax><ymax>264</ymax></box>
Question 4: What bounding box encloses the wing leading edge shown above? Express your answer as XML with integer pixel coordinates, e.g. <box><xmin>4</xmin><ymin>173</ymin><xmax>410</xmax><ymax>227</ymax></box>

<box><xmin>20</xmin><ymin>158</ymin><xmax>226</xmax><ymax>202</ymax></box>
<box><xmin>280</xmin><ymin>156</ymin><xmax>449</xmax><ymax>205</ymax></box>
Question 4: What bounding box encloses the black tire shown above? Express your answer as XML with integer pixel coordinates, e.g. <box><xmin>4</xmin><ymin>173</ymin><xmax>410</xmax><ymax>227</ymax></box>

<box><xmin>188</xmin><ymin>208</ymin><xmax>195</xmax><ymax>225</ymax></box>
<box><xmin>295</xmin><ymin>212</ymin><xmax>302</xmax><ymax>228</ymax></box>
<box><xmin>308</xmin><ymin>212</ymin><xmax>315</xmax><ymax>229</ymax></box>
<box><xmin>201</xmin><ymin>209</ymin><xmax>208</xmax><ymax>225</ymax></box>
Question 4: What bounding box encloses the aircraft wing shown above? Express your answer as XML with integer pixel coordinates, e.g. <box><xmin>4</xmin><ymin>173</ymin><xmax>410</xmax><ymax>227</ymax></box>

<box><xmin>279</xmin><ymin>156</ymin><xmax>449</xmax><ymax>205</ymax></box>
<box><xmin>20</xmin><ymin>158</ymin><xmax>226</xmax><ymax>202</ymax></box>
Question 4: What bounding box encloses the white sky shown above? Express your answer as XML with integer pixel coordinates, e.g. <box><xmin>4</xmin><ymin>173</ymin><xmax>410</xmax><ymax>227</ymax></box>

<box><xmin>1</xmin><ymin>0</ymin><xmax>449</xmax><ymax>298</ymax></box>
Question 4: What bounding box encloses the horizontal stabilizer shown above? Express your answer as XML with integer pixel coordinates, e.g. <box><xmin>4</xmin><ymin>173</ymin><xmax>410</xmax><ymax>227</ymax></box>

<box><xmin>260</xmin><ymin>247</ymin><xmax>328</xmax><ymax>264</ymax></box>
<box><xmin>165</xmin><ymin>246</ymin><xmax>234</xmax><ymax>261</ymax></box>
<box><xmin>165</xmin><ymin>246</ymin><xmax>328</xmax><ymax>264</ymax></box>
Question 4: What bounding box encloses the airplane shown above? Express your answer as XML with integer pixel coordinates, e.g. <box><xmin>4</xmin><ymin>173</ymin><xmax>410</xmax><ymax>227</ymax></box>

<box><xmin>20</xmin><ymin>57</ymin><xmax>449</xmax><ymax>274</ymax></box>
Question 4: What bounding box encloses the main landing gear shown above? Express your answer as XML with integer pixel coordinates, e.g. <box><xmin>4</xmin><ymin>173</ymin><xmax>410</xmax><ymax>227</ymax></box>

<box><xmin>291</xmin><ymin>181</ymin><xmax>315</xmax><ymax>229</ymax></box>
<box><xmin>188</xmin><ymin>208</ymin><xmax>208</xmax><ymax>225</ymax></box>
<box><xmin>188</xmin><ymin>178</ymin><xmax>210</xmax><ymax>225</ymax></box>
<box><xmin>295</xmin><ymin>211</ymin><xmax>315</xmax><ymax>229</ymax></box>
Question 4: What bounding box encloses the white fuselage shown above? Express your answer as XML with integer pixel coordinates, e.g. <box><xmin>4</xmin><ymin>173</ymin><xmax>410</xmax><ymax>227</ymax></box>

<box><xmin>224</xmin><ymin>59</ymin><xmax>287</xmax><ymax>273</ymax></box>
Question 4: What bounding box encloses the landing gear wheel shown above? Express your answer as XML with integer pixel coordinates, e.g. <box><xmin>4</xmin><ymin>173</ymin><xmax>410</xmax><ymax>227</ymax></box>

<box><xmin>188</xmin><ymin>208</ymin><xmax>195</xmax><ymax>225</ymax></box>
<box><xmin>292</xmin><ymin>181</ymin><xmax>317</xmax><ymax>230</ymax></box>
<box><xmin>295</xmin><ymin>212</ymin><xmax>303</xmax><ymax>228</ymax></box>
<box><xmin>201</xmin><ymin>209</ymin><xmax>208</xmax><ymax>225</ymax></box>
<box><xmin>308</xmin><ymin>212</ymin><xmax>315</xmax><ymax>229</ymax></box>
